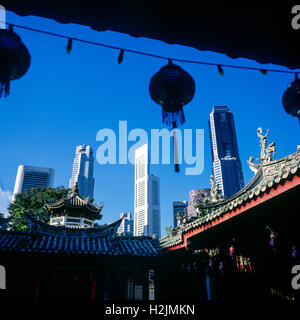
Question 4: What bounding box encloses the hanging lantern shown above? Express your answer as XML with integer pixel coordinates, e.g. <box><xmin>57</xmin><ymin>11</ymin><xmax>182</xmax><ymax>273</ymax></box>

<box><xmin>291</xmin><ymin>245</ymin><xmax>298</xmax><ymax>259</ymax></box>
<box><xmin>269</xmin><ymin>233</ymin><xmax>276</xmax><ymax>247</ymax></box>
<box><xmin>149</xmin><ymin>60</ymin><xmax>195</xmax><ymax>172</ymax></box>
<box><xmin>282</xmin><ymin>73</ymin><xmax>300</xmax><ymax>123</ymax></box>
<box><xmin>218</xmin><ymin>261</ymin><xmax>224</xmax><ymax>274</ymax></box>
<box><xmin>0</xmin><ymin>26</ymin><xmax>31</xmax><ymax>97</ymax></box>
<box><xmin>229</xmin><ymin>246</ymin><xmax>235</xmax><ymax>257</ymax></box>
<box><xmin>149</xmin><ymin>59</ymin><xmax>195</xmax><ymax>128</ymax></box>
<box><xmin>208</xmin><ymin>258</ymin><xmax>213</xmax><ymax>269</ymax></box>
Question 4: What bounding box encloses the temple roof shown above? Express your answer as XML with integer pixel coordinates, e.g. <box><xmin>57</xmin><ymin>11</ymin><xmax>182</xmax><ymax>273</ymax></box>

<box><xmin>0</xmin><ymin>214</ymin><xmax>160</xmax><ymax>256</ymax></box>
<box><xmin>160</xmin><ymin>145</ymin><xmax>300</xmax><ymax>250</ymax></box>
<box><xmin>45</xmin><ymin>183</ymin><xmax>103</xmax><ymax>220</ymax></box>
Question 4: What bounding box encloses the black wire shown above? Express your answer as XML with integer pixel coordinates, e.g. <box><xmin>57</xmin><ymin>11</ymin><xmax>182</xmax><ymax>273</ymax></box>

<box><xmin>2</xmin><ymin>20</ymin><xmax>300</xmax><ymax>75</ymax></box>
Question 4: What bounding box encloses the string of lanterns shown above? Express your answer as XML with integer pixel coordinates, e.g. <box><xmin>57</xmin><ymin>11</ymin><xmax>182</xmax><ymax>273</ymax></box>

<box><xmin>0</xmin><ymin>20</ymin><xmax>299</xmax><ymax>128</ymax></box>
<box><xmin>181</xmin><ymin>227</ymin><xmax>299</xmax><ymax>277</ymax></box>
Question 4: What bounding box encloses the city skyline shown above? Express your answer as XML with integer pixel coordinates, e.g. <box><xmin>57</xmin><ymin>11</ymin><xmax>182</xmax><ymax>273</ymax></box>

<box><xmin>0</xmin><ymin>11</ymin><xmax>299</xmax><ymax>237</ymax></box>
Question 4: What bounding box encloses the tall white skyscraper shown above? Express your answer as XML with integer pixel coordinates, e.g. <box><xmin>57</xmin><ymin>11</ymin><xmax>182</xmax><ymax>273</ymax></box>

<box><xmin>117</xmin><ymin>212</ymin><xmax>133</xmax><ymax>235</ymax></box>
<box><xmin>69</xmin><ymin>145</ymin><xmax>95</xmax><ymax>199</ymax></box>
<box><xmin>134</xmin><ymin>144</ymin><xmax>161</xmax><ymax>238</ymax></box>
<box><xmin>13</xmin><ymin>165</ymin><xmax>55</xmax><ymax>201</ymax></box>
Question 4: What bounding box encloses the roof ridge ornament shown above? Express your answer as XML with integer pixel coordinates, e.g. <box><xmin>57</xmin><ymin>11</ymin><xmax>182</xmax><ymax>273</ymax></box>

<box><xmin>192</xmin><ymin>175</ymin><xmax>223</xmax><ymax>217</ymax></box>
<box><xmin>70</xmin><ymin>182</ymin><xmax>79</xmax><ymax>195</ymax></box>
<box><xmin>204</xmin><ymin>175</ymin><xmax>223</xmax><ymax>204</ymax></box>
<box><xmin>248</xmin><ymin>127</ymin><xmax>276</xmax><ymax>174</ymax></box>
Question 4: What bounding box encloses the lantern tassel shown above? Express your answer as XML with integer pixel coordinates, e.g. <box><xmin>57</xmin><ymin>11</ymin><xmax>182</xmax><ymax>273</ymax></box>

<box><xmin>162</xmin><ymin>108</ymin><xmax>185</xmax><ymax>128</ymax></box>
<box><xmin>0</xmin><ymin>81</ymin><xmax>10</xmax><ymax>98</ymax></box>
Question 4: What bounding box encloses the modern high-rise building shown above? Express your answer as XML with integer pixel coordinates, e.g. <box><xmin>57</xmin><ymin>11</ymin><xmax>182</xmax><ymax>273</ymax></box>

<box><xmin>209</xmin><ymin>106</ymin><xmax>244</xmax><ymax>198</ymax></box>
<box><xmin>69</xmin><ymin>145</ymin><xmax>95</xmax><ymax>199</ymax></box>
<box><xmin>12</xmin><ymin>165</ymin><xmax>55</xmax><ymax>201</ymax></box>
<box><xmin>134</xmin><ymin>144</ymin><xmax>161</xmax><ymax>238</ymax></box>
<box><xmin>117</xmin><ymin>212</ymin><xmax>134</xmax><ymax>235</ymax></box>
<box><xmin>187</xmin><ymin>189</ymin><xmax>210</xmax><ymax>218</ymax></box>
<box><xmin>173</xmin><ymin>200</ymin><xmax>188</xmax><ymax>228</ymax></box>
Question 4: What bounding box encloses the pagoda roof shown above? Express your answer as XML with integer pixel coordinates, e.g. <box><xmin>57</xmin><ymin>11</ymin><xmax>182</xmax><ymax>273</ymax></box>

<box><xmin>160</xmin><ymin>147</ymin><xmax>300</xmax><ymax>250</ymax></box>
<box><xmin>45</xmin><ymin>185</ymin><xmax>103</xmax><ymax>217</ymax></box>
<box><xmin>0</xmin><ymin>214</ymin><xmax>160</xmax><ymax>257</ymax></box>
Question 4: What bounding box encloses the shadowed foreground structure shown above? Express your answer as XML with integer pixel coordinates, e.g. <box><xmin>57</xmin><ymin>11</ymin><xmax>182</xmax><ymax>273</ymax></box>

<box><xmin>0</xmin><ymin>140</ymin><xmax>300</xmax><ymax>301</ymax></box>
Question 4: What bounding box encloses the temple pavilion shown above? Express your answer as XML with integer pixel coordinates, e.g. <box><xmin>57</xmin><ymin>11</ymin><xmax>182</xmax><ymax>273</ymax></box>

<box><xmin>45</xmin><ymin>183</ymin><xmax>103</xmax><ymax>228</ymax></box>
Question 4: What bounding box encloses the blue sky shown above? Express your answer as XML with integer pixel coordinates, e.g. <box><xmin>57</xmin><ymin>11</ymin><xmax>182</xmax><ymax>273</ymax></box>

<box><xmin>0</xmin><ymin>11</ymin><xmax>299</xmax><ymax>235</ymax></box>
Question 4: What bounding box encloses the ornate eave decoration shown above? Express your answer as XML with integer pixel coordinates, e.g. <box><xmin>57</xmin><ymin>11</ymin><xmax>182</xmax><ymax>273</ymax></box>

<box><xmin>160</xmin><ymin>129</ymin><xmax>300</xmax><ymax>249</ymax></box>
<box><xmin>247</xmin><ymin>127</ymin><xmax>276</xmax><ymax>174</ymax></box>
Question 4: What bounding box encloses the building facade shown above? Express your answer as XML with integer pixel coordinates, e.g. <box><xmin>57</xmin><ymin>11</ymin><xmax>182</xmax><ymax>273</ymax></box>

<box><xmin>209</xmin><ymin>106</ymin><xmax>244</xmax><ymax>198</ymax></box>
<box><xmin>173</xmin><ymin>201</ymin><xmax>188</xmax><ymax>228</ymax></box>
<box><xmin>69</xmin><ymin>145</ymin><xmax>95</xmax><ymax>199</ymax></box>
<box><xmin>134</xmin><ymin>144</ymin><xmax>161</xmax><ymax>238</ymax></box>
<box><xmin>187</xmin><ymin>189</ymin><xmax>210</xmax><ymax>218</ymax></box>
<box><xmin>12</xmin><ymin>165</ymin><xmax>55</xmax><ymax>201</ymax></box>
<box><xmin>117</xmin><ymin>212</ymin><xmax>133</xmax><ymax>235</ymax></box>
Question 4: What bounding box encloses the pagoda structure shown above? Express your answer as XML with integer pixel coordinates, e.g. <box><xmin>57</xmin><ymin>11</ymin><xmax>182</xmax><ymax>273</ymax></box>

<box><xmin>45</xmin><ymin>183</ymin><xmax>103</xmax><ymax>228</ymax></box>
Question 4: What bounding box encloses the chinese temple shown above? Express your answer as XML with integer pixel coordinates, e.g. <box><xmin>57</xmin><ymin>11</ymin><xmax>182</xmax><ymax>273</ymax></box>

<box><xmin>159</xmin><ymin>128</ymin><xmax>300</xmax><ymax>301</ymax></box>
<box><xmin>0</xmin><ymin>129</ymin><xmax>299</xmax><ymax>301</ymax></box>
<box><xmin>45</xmin><ymin>183</ymin><xmax>104</xmax><ymax>228</ymax></box>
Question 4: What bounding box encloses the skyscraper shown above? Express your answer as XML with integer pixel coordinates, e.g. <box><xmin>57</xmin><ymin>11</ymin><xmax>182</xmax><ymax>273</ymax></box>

<box><xmin>134</xmin><ymin>144</ymin><xmax>161</xmax><ymax>238</ymax></box>
<box><xmin>209</xmin><ymin>106</ymin><xmax>244</xmax><ymax>198</ymax></box>
<box><xmin>117</xmin><ymin>212</ymin><xmax>134</xmax><ymax>235</ymax></box>
<box><xmin>12</xmin><ymin>165</ymin><xmax>55</xmax><ymax>201</ymax></box>
<box><xmin>173</xmin><ymin>200</ymin><xmax>188</xmax><ymax>228</ymax></box>
<box><xmin>69</xmin><ymin>145</ymin><xmax>95</xmax><ymax>199</ymax></box>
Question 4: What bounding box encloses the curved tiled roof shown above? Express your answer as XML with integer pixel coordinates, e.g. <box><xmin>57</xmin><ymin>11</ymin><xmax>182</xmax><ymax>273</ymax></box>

<box><xmin>45</xmin><ymin>187</ymin><xmax>104</xmax><ymax>220</ymax></box>
<box><xmin>0</xmin><ymin>231</ymin><xmax>160</xmax><ymax>256</ymax></box>
<box><xmin>0</xmin><ymin>215</ymin><xmax>160</xmax><ymax>257</ymax></box>
<box><xmin>160</xmin><ymin>148</ymin><xmax>300</xmax><ymax>249</ymax></box>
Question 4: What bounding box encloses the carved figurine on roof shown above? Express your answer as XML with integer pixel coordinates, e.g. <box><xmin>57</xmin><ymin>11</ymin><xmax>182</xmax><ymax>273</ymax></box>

<box><xmin>248</xmin><ymin>127</ymin><xmax>276</xmax><ymax>174</ymax></box>
<box><xmin>192</xmin><ymin>175</ymin><xmax>223</xmax><ymax>214</ymax></box>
